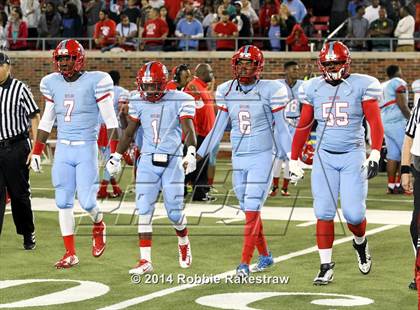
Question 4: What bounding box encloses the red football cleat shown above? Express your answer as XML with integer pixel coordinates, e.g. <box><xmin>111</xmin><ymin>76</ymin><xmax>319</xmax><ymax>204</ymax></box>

<box><xmin>92</xmin><ymin>221</ymin><xmax>106</xmax><ymax>257</ymax></box>
<box><xmin>109</xmin><ymin>186</ymin><xmax>122</xmax><ymax>198</ymax></box>
<box><xmin>55</xmin><ymin>251</ymin><xmax>79</xmax><ymax>269</ymax></box>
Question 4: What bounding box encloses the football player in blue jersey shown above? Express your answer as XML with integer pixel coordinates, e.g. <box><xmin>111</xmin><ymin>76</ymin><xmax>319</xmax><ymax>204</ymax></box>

<box><xmin>380</xmin><ymin>65</ymin><xmax>411</xmax><ymax>194</ymax></box>
<box><xmin>106</xmin><ymin>61</ymin><xmax>197</xmax><ymax>275</ymax></box>
<box><xmin>30</xmin><ymin>39</ymin><xmax>119</xmax><ymax>268</ymax></box>
<box><xmin>290</xmin><ymin>41</ymin><xmax>384</xmax><ymax>285</ymax></box>
<box><xmin>197</xmin><ymin>45</ymin><xmax>292</xmax><ymax>277</ymax></box>
<box><xmin>270</xmin><ymin>61</ymin><xmax>305</xmax><ymax>197</ymax></box>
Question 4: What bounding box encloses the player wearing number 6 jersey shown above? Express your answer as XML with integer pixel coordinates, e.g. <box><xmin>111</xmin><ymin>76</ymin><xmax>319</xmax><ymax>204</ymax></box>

<box><xmin>30</xmin><ymin>39</ymin><xmax>119</xmax><ymax>268</ymax></box>
<box><xmin>197</xmin><ymin>45</ymin><xmax>292</xmax><ymax>277</ymax></box>
<box><xmin>289</xmin><ymin>41</ymin><xmax>384</xmax><ymax>285</ymax></box>
<box><xmin>105</xmin><ymin>61</ymin><xmax>197</xmax><ymax>275</ymax></box>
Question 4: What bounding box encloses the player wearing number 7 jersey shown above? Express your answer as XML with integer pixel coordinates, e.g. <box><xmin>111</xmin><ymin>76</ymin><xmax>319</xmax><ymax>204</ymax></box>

<box><xmin>197</xmin><ymin>45</ymin><xmax>292</xmax><ymax>277</ymax></box>
<box><xmin>289</xmin><ymin>41</ymin><xmax>384</xmax><ymax>285</ymax></box>
<box><xmin>30</xmin><ymin>39</ymin><xmax>119</xmax><ymax>268</ymax></box>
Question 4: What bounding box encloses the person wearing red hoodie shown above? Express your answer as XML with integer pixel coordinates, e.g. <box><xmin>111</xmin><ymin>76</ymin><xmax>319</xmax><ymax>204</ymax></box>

<box><xmin>93</xmin><ymin>9</ymin><xmax>116</xmax><ymax>49</ymax></box>
<box><xmin>7</xmin><ymin>7</ymin><xmax>28</xmax><ymax>50</ymax></box>
<box><xmin>285</xmin><ymin>23</ymin><xmax>309</xmax><ymax>51</ymax></box>
<box><xmin>258</xmin><ymin>0</ymin><xmax>280</xmax><ymax>36</ymax></box>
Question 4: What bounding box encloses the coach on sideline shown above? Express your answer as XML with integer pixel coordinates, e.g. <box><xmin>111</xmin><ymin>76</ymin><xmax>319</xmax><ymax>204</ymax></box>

<box><xmin>0</xmin><ymin>53</ymin><xmax>40</xmax><ymax>250</ymax></box>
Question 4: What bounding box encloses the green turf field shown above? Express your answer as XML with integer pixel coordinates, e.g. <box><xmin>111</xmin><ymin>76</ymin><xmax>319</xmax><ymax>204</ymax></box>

<box><xmin>0</xmin><ymin>160</ymin><xmax>417</xmax><ymax>309</ymax></box>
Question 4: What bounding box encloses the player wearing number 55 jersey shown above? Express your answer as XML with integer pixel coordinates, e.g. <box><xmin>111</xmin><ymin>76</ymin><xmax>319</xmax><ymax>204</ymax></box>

<box><xmin>198</xmin><ymin>45</ymin><xmax>292</xmax><ymax>277</ymax></box>
<box><xmin>106</xmin><ymin>61</ymin><xmax>197</xmax><ymax>275</ymax></box>
<box><xmin>290</xmin><ymin>41</ymin><xmax>384</xmax><ymax>285</ymax></box>
<box><xmin>30</xmin><ymin>39</ymin><xmax>119</xmax><ymax>268</ymax></box>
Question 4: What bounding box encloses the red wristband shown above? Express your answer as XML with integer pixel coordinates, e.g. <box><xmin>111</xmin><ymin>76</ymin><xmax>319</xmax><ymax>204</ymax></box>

<box><xmin>110</xmin><ymin>139</ymin><xmax>118</xmax><ymax>153</ymax></box>
<box><xmin>33</xmin><ymin>141</ymin><xmax>45</xmax><ymax>155</ymax></box>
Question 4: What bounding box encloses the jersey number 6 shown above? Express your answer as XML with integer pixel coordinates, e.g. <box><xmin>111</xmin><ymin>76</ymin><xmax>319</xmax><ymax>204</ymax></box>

<box><xmin>238</xmin><ymin>111</ymin><xmax>251</xmax><ymax>135</ymax></box>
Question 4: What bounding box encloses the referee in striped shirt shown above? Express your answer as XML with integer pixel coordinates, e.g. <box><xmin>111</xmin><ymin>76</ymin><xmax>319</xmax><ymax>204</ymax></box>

<box><xmin>0</xmin><ymin>53</ymin><xmax>40</xmax><ymax>250</ymax></box>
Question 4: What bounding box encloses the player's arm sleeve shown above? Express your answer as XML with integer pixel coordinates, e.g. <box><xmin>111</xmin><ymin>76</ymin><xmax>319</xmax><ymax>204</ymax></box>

<box><xmin>197</xmin><ymin>109</ymin><xmax>229</xmax><ymax>158</ymax></box>
<box><xmin>179</xmin><ymin>94</ymin><xmax>196</xmax><ymax>120</ymax></box>
<box><xmin>406</xmin><ymin>102</ymin><xmax>420</xmax><ymax>138</ymax></box>
<box><xmin>362</xmin><ymin>99</ymin><xmax>384</xmax><ymax>151</ymax></box>
<box><xmin>38</xmin><ymin>78</ymin><xmax>56</xmax><ymax>133</ymax></box>
<box><xmin>96</xmin><ymin>74</ymin><xmax>118</xmax><ymax>129</ymax></box>
<box><xmin>20</xmin><ymin>83</ymin><xmax>40</xmax><ymax>118</ymax></box>
<box><xmin>127</xmin><ymin>97</ymin><xmax>141</xmax><ymax>124</ymax></box>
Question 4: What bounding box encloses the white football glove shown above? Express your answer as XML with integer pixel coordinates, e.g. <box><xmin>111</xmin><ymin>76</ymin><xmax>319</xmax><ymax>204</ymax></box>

<box><xmin>182</xmin><ymin>146</ymin><xmax>196</xmax><ymax>175</ymax></box>
<box><xmin>289</xmin><ymin>159</ymin><xmax>304</xmax><ymax>184</ymax></box>
<box><xmin>30</xmin><ymin>154</ymin><xmax>42</xmax><ymax>173</ymax></box>
<box><xmin>106</xmin><ymin>153</ymin><xmax>122</xmax><ymax>177</ymax></box>
<box><xmin>362</xmin><ymin>149</ymin><xmax>380</xmax><ymax>180</ymax></box>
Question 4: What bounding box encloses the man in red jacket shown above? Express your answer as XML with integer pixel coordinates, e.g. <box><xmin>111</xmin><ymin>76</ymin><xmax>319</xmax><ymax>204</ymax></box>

<box><xmin>94</xmin><ymin>9</ymin><xmax>117</xmax><ymax>49</ymax></box>
<box><xmin>213</xmin><ymin>10</ymin><xmax>238</xmax><ymax>51</ymax></box>
<box><xmin>184</xmin><ymin>63</ymin><xmax>216</xmax><ymax>201</ymax></box>
<box><xmin>141</xmin><ymin>8</ymin><xmax>168</xmax><ymax>51</ymax></box>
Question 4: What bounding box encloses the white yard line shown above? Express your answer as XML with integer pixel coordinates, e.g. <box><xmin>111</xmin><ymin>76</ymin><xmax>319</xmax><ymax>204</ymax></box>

<box><xmin>4</xmin><ymin>211</ymin><xmax>11</xmax><ymax>215</ymax></box>
<box><xmin>296</xmin><ymin>221</ymin><xmax>316</xmax><ymax>227</ymax></box>
<box><xmin>98</xmin><ymin>224</ymin><xmax>398</xmax><ymax>310</ymax></box>
<box><xmin>216</xmin><ymin>218</ymin><xmax>243</xmax><ymax>224</ymax></box>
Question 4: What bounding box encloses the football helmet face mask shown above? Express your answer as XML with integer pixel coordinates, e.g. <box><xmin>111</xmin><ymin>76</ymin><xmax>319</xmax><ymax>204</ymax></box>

<box><xmin>136</xmin><ymin>61</ymin><xmax>168</xmax><ymax>102</ymax></box>
<box><xmin>318</xmin><ymin>41</ymin><xmax>351</xmax><ymax>82</ymax></box>
<box><xmin>53</xmin><ymin>39</ymin><xmax>85</xmax><ymax>78</ymax></box>
<box><xmin>231</xmin><ymin>45</ymin><xmax>264</xmax><ymax>84</ymax></box>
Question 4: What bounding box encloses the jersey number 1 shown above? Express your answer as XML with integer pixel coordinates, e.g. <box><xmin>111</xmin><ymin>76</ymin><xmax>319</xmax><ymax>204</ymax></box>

<box><xmin>151</xmin><ymin>119</ymin><xmax>161</xmax><ymax>144</ymax></box>
<box><xmin>64</xmin><ymin>99</ymin><xmax>74</xmax><ymax>122</ymax></box>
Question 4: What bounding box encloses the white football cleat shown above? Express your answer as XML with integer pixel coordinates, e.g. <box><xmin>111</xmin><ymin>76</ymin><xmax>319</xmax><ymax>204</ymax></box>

<box><xmin>353</xmin><ymin>238</ymin><xmax>372</xmax><ymax>275</ymax></box>
<box><xmin>129</xmin><ymin>259</ymin><xmax>154</xmax><ymax>275</ymax></box>
<box><xmin>313</xmin><ymin>262</ymin><xmax>335</xmax><ymax>285</ymax></box>
<box><xmin>178</xmin><ymin>242</ymin><xmax>192</xmax><ymax>268</ymax></box>
<box><xmin>55</xmin><ymin>252</ymin><xmax>79</xmax><ymax>269</ymax></box>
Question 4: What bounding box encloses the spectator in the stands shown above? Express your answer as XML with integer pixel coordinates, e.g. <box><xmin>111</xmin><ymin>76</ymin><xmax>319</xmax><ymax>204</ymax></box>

<box><xmin>139</xmin><ymin>0</ymin><xmax>151</xmax><ymax>27</ymax></box>
<box><xmin>94</xmin><ymin>9</ymin><xmax>117</xmax><ymax>49</ymax></box>
<box><xmin>286</xmin><ymin>23</ymin><xmax>309</xmax><ymax>51</ymax></box>
<box><xmin>165</xmin><ymin>0</ymin><xmax>182</xmax><ymax>21</ymax></box>
<box><xmin>123</xmin><ymin>0</ymin><xmax>141</xmax><ymax>25</ymax></box>
<box><xmin>213</xmin><ymin>9</ymin><xmax>238</xmax><ymax>51</ymax></box>
<box><xmin>175</xmin><ymin>0</ymin><xmax>204</xmax><ymax>23</ymax></box>
<box><xmin>284</xmin><ymin>0</ymin><xmax>307</xmax><ymax>24</ymax></box>
<box><xmin>369</xmin><ymin>6</ymin><xmax>394</xmax><ymax>51</ymax></box>
<box><xmin>0</xmin><ymin>13</ymin><xmax>7</xmax><ymax>49</ymax></box>
<box><xmin>363</xmin><ymin>0</ymin><xmax>380</xmax><ymax>24</ymax></box>
<box><xmin>116</xmin><ymin>13</ymin><xmax>138</xmax><ymax>50</ymax></box>
<box><xmin>385</xmin><ymin>0</ymin><xmax>402</xmax><ymax>27</ymax></box>
<box><xmin>141</xmin><ymin>7</ymin><xmax>168</xmax><ymax>51</ymax></box>
<box><xmin>160</xmin><ymin>6</ymin><xmax>176</xmax><ymax>50</ymax></box>
<box><xmin>259</xmin><ymin>0</ymin><xmax>279</xmax><ymax>36</ymax></box>
<box><xmin>347</xmin><ymin>5</ymin><xmax>369</xmax><ymax>51</ymax></box>
<box><xmin>21</xmin><ymin>0</ymin><xmax>40</xmax><ymax>48</ymax></box>
<box><xmin>175</xmin><ymin>11</ymin><xmax>203</xmax><ymax>50</ymax></box>
<box><xmin>394</xmin><ymin>5</ymin><xmax>415</xmax><ymax>51</ymax></box>
<box><xmin>232</xmin><ymin>0</ymin><xmax>252</xmax><ymax>47</ymax></box>
<box><xmin>268</xmin><ymin>14</ymin><xmax>281</xmax><ymax>51</ymax></box>
<box><xmin>348</xmin><ymin>0</ymin><xmax>369</xmax><ymax>17</ymax></box>
<box><xmin>241</xmin><ymin>0</ymin><xmax>259</xmax><ymax>33</ymax></box>
<box><xmin>58</xmin><ymin>0</ymin><xmax>82</xmax><ymax>20</ymax></box>
<box><xmin>279</xmin><ymin>3</ymin><xmax>296</xmax><ymax>50</ymax></box>
<box><xmin>149</xmin><ymin>0</ymin><xmax>163</xmax><ymax>9</ymax></box>
<box><xmin>61</xmin><ymin>2</ymin><xmax>83</xmax><ymax>38</ymax></box>
<box><xmin>202</xmin><ymin>4</ymin><xmax>218</xmax><ymax>50</ymax></box>
<box><xmin>37</xmin><ymin>1</ymin><xmax>61</xmax><ymax>49</ymax></box>
<box><xmin>6</xmin><ymin>7</ymin><xmax>27</xmax><ymax>50</ymax></box>
<box><xmin>84</xmin><ymin>0</ymin><xmax>102</xmax><ymax>38</ymax></box>
<box><xmin>218</xmin><ymin>0</ymin><xmax>236</xmax><ymax>17</ymax></box>
<box><xmin>330</xmin><ymin>0</ymin><xmax>349</xmax><ymax>37</ymax></box>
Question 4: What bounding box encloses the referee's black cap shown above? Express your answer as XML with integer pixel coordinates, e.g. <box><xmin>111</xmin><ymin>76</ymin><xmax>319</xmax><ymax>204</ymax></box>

<box><xmin>0</xmin><ymin>53</ymin><xmax>11</xmax><ymax>65</ymax></box>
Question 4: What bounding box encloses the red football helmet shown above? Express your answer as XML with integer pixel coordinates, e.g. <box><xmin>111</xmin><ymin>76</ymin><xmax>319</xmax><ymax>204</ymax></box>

<box><xmin>299</xmin><ymin>143</ymin><xmax>315</xmax><ymax>165</ymax></box>
<box><xmin>231</xmin><ymin>45</ymin><xmax>264</xmax><ymax>84</ymax></box>
<box><xmin>317</xmin><ymin>41</ymin><xmax>351</xmax><ymax>82</ymax></box>
<box><xmin>136</xmin><ymin>61</ymin><xmax>168</xmax><ymax>102</ymax></box>
<box><xmin>53</xmin><ymin>39</ymin><xmax>85</xmax><ymax>78</ymax></box>
<box><xmin>122</xmin><ymin>145</ymin><xmax>140</xmax><ymax>166</ymax></box>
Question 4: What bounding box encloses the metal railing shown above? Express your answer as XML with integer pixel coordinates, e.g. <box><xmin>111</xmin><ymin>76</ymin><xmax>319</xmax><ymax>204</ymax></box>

<box><xmin>2</xmin><ymin>36</ymin><xmax>419</xmax><ymax>52</ymax></box>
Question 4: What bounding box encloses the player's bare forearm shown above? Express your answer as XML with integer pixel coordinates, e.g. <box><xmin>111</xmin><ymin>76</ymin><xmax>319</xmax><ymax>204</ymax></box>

<box><xmin>36</xmin><ymin>129</ymin><xmax>50</xmax><ymax>144</ymax></box>
<box><xmin>396</xmin><ymin>92</ymin><xmax>411</xmax><ymax>119</ymax></box>
<box><xmin>107</xmin><ymin>128</ymin><xmax>119</xmax><ymax>141</ymax></box>
<box><xmin>181</xmin><ymin>118</ymin><xmax>197</xmax><ymax>147</ymax></box>
<box><xmin>401</xmin><ymin>135</ymin><xmax>413</xmax><ymax>166</ymax></box>
<box><xmin>116</xmin><ymin>118</ymin><xmax>139</xmax><ymax>154</ymax></box>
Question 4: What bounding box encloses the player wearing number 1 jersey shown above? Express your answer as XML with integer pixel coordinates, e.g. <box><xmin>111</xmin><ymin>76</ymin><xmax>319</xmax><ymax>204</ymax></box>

<box><xmin>30</xmin><ymin>39</ymin><xmax>119</xmax><ymax>268</ymax></box>
<box><xmin>289</xmin><ymin>41</ymin><xmax>384</xmax><ymax>285</ymax></box>
<box><xmin>197</xmin><ymin>45</ymin><xmax>292</xmax><ymax>277</ymax></box>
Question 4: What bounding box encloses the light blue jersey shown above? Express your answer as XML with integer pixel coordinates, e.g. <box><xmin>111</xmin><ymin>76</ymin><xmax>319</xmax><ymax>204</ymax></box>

<box><xmin>278</xmin><ymin>79</ymin><xmax>304</xmax><ymax>120</ymax></box>
<box><xmin>40</xmin><ymin>71</ymin><xmax>114</xmax><ymax>141</ymax></box>
<box><xmin>300</xmin><ymin>74</ymin><xmax>382</xmax><ymax>153</ymax></box>
<box><xmin>213</xmin><ymin>79</ymin><xmax>290</xmax><ymax>156</ymax></box>
<box><xmin>128</xmin><ymin>90</ymin><xmax>195</xmax><ymax>156</ymax></box>
<box><xmin>380</xmin><ymin>77</ymin><xmax>408</xmax><ymax>123</ymax></box>
<box><xmin>412</xmin><ymin>79</ymin><xmax>420</xmax><ymax>107</ymax></box>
